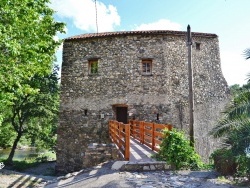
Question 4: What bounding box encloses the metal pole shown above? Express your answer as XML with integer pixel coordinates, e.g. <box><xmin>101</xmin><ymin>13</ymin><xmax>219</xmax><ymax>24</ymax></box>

<box><xmin>187</xmin><ymin>25</ymin><xmax>194</xmax><ymax>147</ymax></box>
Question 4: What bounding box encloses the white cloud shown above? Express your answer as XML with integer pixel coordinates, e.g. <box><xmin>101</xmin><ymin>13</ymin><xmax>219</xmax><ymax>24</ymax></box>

<box><xmin>63</xmin><ymin>25</ymin><xmax>68</xmax><ymax>34</ymax></box>
<box><xmin>53</xmin><ymin>36</ymin><xmax>63</xmax><ymax>52</ymax></box>
<box><xmin>133</xmin><ymin>19</ymin><xmax>182</xmax><ymax>31</ymax></box>
<box><xmin>50</xmin><ymin>0</ymin><xmax>120</xmax><ymax>32</ymax></box>
<box><xmin>221</xmin><ymin>51</ymin><xmax>250</xmax><ymax>86</ymax></box>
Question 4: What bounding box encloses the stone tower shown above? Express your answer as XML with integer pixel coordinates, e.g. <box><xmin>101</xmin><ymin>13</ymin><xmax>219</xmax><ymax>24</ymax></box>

<box><xmin>56</xmin><ymin>30</ymin><xmax>230</xmax><ymax>173</ymax></box>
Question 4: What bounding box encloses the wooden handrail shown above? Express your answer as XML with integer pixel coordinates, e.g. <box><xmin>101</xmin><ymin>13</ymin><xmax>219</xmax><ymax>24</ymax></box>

<box><xmin>109</xmin><ymin>120</ymin><xmax>130</xmax><ymax>160</ymax></box>
<box><xmin>109</xmin><ymin>120</ymin><xmax>173</xmax><ymax>161</ymax></box>
<box><xmin>129</xmin><ymin>120</ymin><xmax>172</xmax><ymax>152</ymax></box>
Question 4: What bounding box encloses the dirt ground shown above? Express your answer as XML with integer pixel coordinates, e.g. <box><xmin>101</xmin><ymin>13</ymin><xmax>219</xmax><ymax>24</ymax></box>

<box><xmin>0</xmin><ymin>162</ymin><xmax>56</xmax><ymax>188</ymax></box>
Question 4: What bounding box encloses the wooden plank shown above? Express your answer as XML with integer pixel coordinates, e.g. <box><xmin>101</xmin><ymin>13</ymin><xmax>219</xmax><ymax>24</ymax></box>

<box><xmin>154</xmin><ymin>131</ymin><xmax>164</xmax><ymax>137</ymax></box>
<box><xmin>124</xmin><ymin>123</ymin><xmax>130</xmax><ymax>160</ymax></box>
<box><xmin>144</xmin><ymin>129</ymin><xmax>152</xmax><ymax>134</ymax></box>
<box><xmin>154</xmin><ymin>123</ymin><xmax>166</xmax><ymax>129</ymax></box>
<box><xmin>154</xmin><ymin>139</ymin><xmax>162</xmax><ymax>145</ymax></box>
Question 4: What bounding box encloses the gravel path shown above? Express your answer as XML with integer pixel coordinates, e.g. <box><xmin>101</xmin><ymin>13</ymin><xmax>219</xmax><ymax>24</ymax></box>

<box><xmin>44</xmin><ymin>162</ymin><xmax>247</xmax><ymax>188</ymax></box>
<box><xmin>0</xmin><ymin>161</ymin><xmax>248</xmax><ymax>188</ymax></box>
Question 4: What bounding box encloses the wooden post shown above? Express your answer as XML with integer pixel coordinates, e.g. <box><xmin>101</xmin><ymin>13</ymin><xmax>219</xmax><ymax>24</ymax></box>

<box><xmin>124</xmin><ymin>124</ymin><xmax>130</xmax><ymax>160</ymax></box>
<box><xmin>152</xmin><ymin>123</ymin><xmax>155</xmax><ymax>150</ymax></box>
<box><xmin>110</xmin><ymin>121</ymin><xmax>113</xmax><ymax>140</ymax></box>
<box><xmin>118</xmin><ymin>122</ymin><xmax>121</xmax><ymax>149</ymax></box>
<box><xmin>140</xmin><ymin>121</ymin><xmax>144</xmax><ymax>144</ymax></box>
<box><xmin>187</xmin><ymin>25</ymin><xmax>194</xmax><ymax>147</ymax></box>
<box><xmin>109</xmin><ymin>121</ymin><xmax>111</xmax><ymax>138</ymax></box>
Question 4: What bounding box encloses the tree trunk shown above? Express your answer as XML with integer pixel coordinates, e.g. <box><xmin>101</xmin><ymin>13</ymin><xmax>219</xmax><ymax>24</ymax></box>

<box><xmin>6</xmin><ymin>132</ymin><xmax>22</xmax><ymax>165</ymax></box>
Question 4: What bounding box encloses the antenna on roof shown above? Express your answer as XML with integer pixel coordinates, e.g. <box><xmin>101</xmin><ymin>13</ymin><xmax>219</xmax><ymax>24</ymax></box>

<box><xmin>94</xmin><ymin>0</ymin><xmax>98</xmax><ymax>33</ymax></box>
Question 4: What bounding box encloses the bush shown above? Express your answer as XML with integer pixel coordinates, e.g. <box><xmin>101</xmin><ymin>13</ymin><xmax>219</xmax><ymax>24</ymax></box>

<box><xmin>210</xmin><ymin>148</ymin><xmax>237</xmax><ymax>176</ymax></box>
<box><xmin>155</xmin><ymin>128</ymin><xmax>203</xmax><ymax>170</ymax></box>
<box><xmin>235</xmin><ymin>155</ymin><xmax>250</xmax><ymax>178</ymax></box>
<box><xmin>211</xmin><ymin>148</ymin><xmax>250</xmax><ymax>178</ymax></box>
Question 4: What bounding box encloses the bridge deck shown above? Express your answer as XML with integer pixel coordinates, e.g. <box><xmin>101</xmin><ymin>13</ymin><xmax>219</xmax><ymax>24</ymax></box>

<box><xmin>129</xmin><ymin>138</ymin><xmax>157</xmax><ymax>162</ymax></box>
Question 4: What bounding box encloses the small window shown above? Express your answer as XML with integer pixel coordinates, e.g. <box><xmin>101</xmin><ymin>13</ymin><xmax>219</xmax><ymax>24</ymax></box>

<box><xmin>142</xmin><ymin>59</ymin><xmax>152</xmax><ymax>75</ymax></box>
<box><xmin>89</xmin><ymin>60</ymin><xmax>98</xmax><ymax>74</ymax></box>
<box><xmin>196</xmin><ymin>42</ymin><xmax>201</xmax><ymax>50</ymax></box>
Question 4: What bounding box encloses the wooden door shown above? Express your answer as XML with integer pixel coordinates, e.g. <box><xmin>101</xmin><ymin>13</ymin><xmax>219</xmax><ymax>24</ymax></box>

<box><xmin>116</xmin><ymin>107</ymin><xmax>128</xmax><ymax>124</ymax></box>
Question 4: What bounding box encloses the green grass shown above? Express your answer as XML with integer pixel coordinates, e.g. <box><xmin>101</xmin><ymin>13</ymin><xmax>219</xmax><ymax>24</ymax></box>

<box><xmin>0</xmin><ymin>157</ymin><xmax>39</xmax><ymax>171</ymax></box>
<box><xmin>0</xmin><ymin>151</ymin><xmax>56</xmax><ymax>172</ymax></box>
<box><xmin>12</xmin><ymin>159</ymin><xmax>39</xmax><ymax>171</ymax></box>
<box><xmin>201</xmin><ymin>163</ymin><xmax>214</xmax><ymax>170</ymax></box>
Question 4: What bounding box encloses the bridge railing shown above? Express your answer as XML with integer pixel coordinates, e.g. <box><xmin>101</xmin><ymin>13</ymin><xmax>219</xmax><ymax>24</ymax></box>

<box><xmin>129</xmin><ymin>120</ymin><xmax>172</xmax><ymax>152</ymax></box>
<box><xmin>109</xmin><ymin>120</ymin><xmax>130</xmax><ymax>160</ymax></box>
<box><xmin>109</xmin><ymin>120</ymin><xmax>173</xmax><ymax>160</ymax></box>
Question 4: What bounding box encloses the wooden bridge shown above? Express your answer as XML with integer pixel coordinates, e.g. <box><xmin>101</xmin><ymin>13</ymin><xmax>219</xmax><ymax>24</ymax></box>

<box><xmin>109</xmin><ymin>120</ymin><xmax>172</xmax><ymax>162</ymax></box>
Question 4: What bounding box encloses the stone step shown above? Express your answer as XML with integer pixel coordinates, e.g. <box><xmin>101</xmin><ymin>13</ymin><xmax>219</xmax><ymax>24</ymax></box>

<box><xmin>112</xmin><ymin>161</ymin><xmax>171</xmax><ymax>171</ymax></box>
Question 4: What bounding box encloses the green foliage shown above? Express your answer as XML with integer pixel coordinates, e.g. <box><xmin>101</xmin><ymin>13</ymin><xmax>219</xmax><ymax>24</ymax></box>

<box><xmin>235</xmin><ymin>155</ymin><xmax>250</xmax><ymax>177</ymax></box>
<box><xmin>1</xmin><ymin>151</ymin><xmax>55</xmax><ymax>172</ymax></box>
<box><xmin>211</xmin><ymin>148</ymin><xmax>250</xmax><ymax>177</ymax></box>
<box><xmin>155</xmin><ymin>128</ymin><xmax>203</xmax><ymax>170</ymax></box>
<box><xmin>230</xmin><ymin>83</ymin><xmax>250</xmax><ymax>96</ymax></box>
<box><xmin>0</xmin><ymin>123</ymin><xmax>16</xmax><ymax>148</ymax></box>
<box><xmin>0</xmin><ymin>0</ymin><xmax>64</xmax><ymax>165</ymax></box>
<box><xmin>1</xmin><ymin>157</ymin><xmax>38</xmax><ymax>171</ymax></box>
<box><xmin>211</xmin><ymin>148</ymin><xmax>237</xmax><ymax>176</ymax></box>
<box><xmin>35</xmin><ymin>152</ymin><xmax>55</xmax><ymax>163</ymax></box>
<box><xmin>0</xmin><ymin>0</ymin><xmax>65</xmax><ymax>114</ymax></box>
<box><xmin>12</xmin><ymin>159</ymin><xmax>39</xmax><ymax>172</ymax></box>
<box><xmin>210</xmin><ymin>89</ymin><xmax>250</xmax><ymax>140</ymax></box>
<box><xmin>3</xmin><ymin>66</ymin><xmax>60</xmax><ymax>164</ymax></box>
<box><xmin>210</xmin><ymin>49</ymin><xmax>250</xmax><ymax>177</ymax></box>
<box><xmin>210</xmin><ymin>87</ymin><xmax>250</xmax><ymax>177</ymax></box>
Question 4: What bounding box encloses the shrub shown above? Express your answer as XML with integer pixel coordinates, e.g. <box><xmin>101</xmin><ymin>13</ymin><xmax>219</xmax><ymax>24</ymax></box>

<box><xmin>155</xmin><ymin>128</ymin><xmax>203</xmax><ymax>170</ymax></box>
<box><xmin>211</xmin><ymin>148</ymin><xmax>250</xmax><ymax>178</ymax></box>
<box><xmin>210</xmin><ymin>148</ymin><xmax>237</xmax><ymax>176</ymax></box>
<box><xmin>235</xmin><ymin>154</ymin><xmax>250</xmax><ymax>178</ymax></box>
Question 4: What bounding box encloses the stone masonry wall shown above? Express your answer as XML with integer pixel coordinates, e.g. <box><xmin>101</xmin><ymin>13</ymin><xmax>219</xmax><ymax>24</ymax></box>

<box><xmin>56</xmin><ymin>31</ymin><xmax>230</xmax><ymax>173</ymax></box>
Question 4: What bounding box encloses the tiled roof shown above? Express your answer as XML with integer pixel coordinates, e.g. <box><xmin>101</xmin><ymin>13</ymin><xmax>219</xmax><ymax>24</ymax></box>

<box><xmin>65</xmin><ymin>30</ymin><xmax>217</xmax><ymax>41</ymax></box>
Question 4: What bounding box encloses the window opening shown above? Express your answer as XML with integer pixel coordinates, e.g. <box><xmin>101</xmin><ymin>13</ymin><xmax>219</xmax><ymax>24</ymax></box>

<box><xmin>84</xmin><ymin>109</ymin><xmax>88</xmax><ymax>116</ymax></box>
<box><xmin>196</xmin><ymin>43</ymin><xmax>201</xmax><ymax>50</ymax></box>
<box><xmin>89</xmin><ymin>60</ymin><xmax>98</xmax><ymax>74</ymax></box>
<box><xmin>157</xmin><ymin>113</ymin><xmax>159</xmax><ymax>120</ymax></box>
<box><xmin>142</xmin><ymin>59</ymin><xmax>152</xmax><ymax>75</ymax></box>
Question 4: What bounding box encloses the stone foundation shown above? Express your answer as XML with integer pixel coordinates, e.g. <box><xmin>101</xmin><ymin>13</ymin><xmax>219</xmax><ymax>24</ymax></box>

<box><xmin>119</xmin><ymin>161</ymin><xmax>171</xmax><ymax>171</ymax></box>
<box><xmin>83</xmin><ymin>143</ymin><xmax>122</xmax><ymax>168</ymax></box>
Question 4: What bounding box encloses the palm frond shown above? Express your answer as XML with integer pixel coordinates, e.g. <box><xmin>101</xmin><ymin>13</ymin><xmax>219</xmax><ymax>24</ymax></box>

<box><xmin>210</xmin><ymin>116</ymin><xmax>250</xmax><ymax>138</ymax></box>
<box><xmin>224</xmin><ymin>90</ymin><xmax>250</xmax><ymax>119</ymax></box>
<box><xmin>246</xmin><ymin>73</ymin><xmax>250</xmax><ymax>84</ymax></box>
<box><xmin>243</xmin><ymin>48</ymin><xmax>250</xmax><ymax>60</ymax></box>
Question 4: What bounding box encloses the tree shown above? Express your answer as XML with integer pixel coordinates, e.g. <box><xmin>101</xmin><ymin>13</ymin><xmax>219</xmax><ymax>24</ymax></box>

<box><xmin>0</xmin><ymin>0</ymin><xmax>64</xmax><ymax>164</ymax></box>
<box><xmin>0</xmin><ymin>123</ymin><xmax>16</xmax><ymax>149</ymax></box>
<box><xmin>3</xmin><ymin>66</ymin><xmax>59</xmax><ymax>164</ymax></box>
<box><xmin>0</xmin><ymin>0</ymin><xmax>65</xmax><ymax>121</ymax></box>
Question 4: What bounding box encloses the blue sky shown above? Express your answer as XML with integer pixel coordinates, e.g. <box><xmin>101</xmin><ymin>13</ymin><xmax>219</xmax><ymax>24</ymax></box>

<box><xmin>50</xmin><ymin>0</ymin><xmax>250</xmax><ymax>86</ymax></box>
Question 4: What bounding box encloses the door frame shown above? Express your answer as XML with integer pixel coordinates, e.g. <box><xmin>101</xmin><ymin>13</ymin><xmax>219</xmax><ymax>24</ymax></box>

<box><xmin>112</xmin><ymin>104</ymin><xmax>128</xmax><ymax>124</ymax></box>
